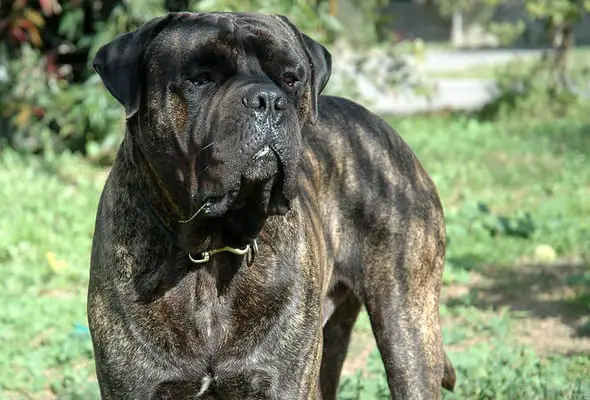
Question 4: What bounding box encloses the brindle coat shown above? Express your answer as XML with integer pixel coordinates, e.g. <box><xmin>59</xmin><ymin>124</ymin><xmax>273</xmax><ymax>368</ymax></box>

<box><xmin>88</xmin><ymin>11</ymin><xmax>455</xmax><ymax>399</ymax></box>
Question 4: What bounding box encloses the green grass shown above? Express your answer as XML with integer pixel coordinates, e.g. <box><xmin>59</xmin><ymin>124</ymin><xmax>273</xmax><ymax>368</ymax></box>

<box><xmin>0</xmin><ymin>152</ymin><xmax>103</xmax><ymax>398</ymax></box>
<box><xmin>339</xmin><ymin>115</ymin><xmax>590</xmax><ymax>398</ymax></box>
<box><xmin>1</xmin><ymin>114</ymin><xmax>589</xmax><ymax>398</ymax></box>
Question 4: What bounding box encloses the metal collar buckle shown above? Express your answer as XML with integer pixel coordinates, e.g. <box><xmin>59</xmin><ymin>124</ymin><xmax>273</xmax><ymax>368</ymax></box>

<box><xmin>188</xmin><ymin>239</ymin><xmax>259</xmax><ymax>264</ymax></box>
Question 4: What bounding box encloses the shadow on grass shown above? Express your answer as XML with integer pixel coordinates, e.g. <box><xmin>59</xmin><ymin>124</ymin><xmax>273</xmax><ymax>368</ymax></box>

<box><xmin>532</xmin><ymin>122</ymin><xmax>590</xmax><ymax>156</ymax></box>
<box><xmin>390</xmin><ymin>109</ymin><xmax>590</xmax><ymax>155</ymax></box>
<box><xmin>446</xmin><ymin>258</ymin><xmax>590</xmax><ymax>338</ymax></box>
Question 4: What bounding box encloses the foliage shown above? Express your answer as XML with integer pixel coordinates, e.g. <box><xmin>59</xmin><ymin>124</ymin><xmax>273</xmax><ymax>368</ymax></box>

<box><xmin>432</xmin><ymin>0</ymin><xmax>590</xmax><ymax>110</ymax></box>
<box><xmin>324</xmin><ymin>0</ymin><xmax>390</xmax><ymax>45</ymax></box>
<box><xmin>193</xmin><ymin>0</ymin><xmax>341</xmax><ymax>42</ymax></box>
<box><xmin>0</xmin><ymin>0</ymin><xmax>410</xmax><ymax>160</ymax></box>
<box><xmin>433</xmin><ymin>0</ymin><xmax>503</xmax><ymax>18</ymax></box>
<box><xmin>522</xmin><ymin>1</ymin><xmax>590</xmax><ymax>92</ymax></box>
<box><xmin>431</xmin><ymin>0</ymin><xmax>590</xmax><ymax>46</ymax></box>
<box><xmin>432</xmin><ymin>0</ymin><xmax>524</xmax><ymax>45</ymax></box>
<box><xmin>0</xmin><ymin>0</ymin><xmax>168</xmax><ymax>161</ymax></box>
<box><xmin>324</xmin><ymin>40</ymin><xmax>434</xmax><ymax>107</ymax></box>
<box><xmin>478</xmin><ymin>56</ymin><xmax>590</xmax><ymax>121</ymax></box>
<box><xmin>1</xmin><ymin>44</ymin><xmax>123</xmax><ymax>163</ymax></box>
<box><xmin>2</xmin><ymin>114</ymin><xmax>589</xmax><ymax>398</ymax></box>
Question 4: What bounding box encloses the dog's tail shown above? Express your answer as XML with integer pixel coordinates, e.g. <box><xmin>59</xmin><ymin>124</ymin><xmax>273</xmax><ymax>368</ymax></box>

<box><xmin>442</xmin><ymin>350</ymin><xmax>456</xmax><ymax>392</ymax></box>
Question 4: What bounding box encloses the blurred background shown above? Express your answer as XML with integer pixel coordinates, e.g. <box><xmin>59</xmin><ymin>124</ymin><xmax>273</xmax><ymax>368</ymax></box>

<box><xmin>1</xmin><ymin>0</ymin><xmax>589</xmax><ymax>398</ymax></box>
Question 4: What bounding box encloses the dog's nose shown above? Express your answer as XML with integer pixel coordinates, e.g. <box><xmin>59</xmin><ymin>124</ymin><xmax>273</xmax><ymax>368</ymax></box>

<box><xmin>242</xmin><ymin>87</ymin><xmax>287</xmax><ymax>116</ymax></box>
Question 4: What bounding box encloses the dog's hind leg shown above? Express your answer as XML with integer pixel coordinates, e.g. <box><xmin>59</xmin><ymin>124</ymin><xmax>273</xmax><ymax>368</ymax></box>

<box><xmin>361</xmin><ymin>222</ymin><xmax>454</xmax><ymax>399</ymax></box>
<box><xmin>318</xmin><ymin>286</ymin><xmax>362</xmax><ymax>400</ymax></box>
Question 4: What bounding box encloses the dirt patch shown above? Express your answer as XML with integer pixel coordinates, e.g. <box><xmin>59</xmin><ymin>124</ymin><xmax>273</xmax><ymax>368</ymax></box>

<box><xmin>333</xmin><ymin>259</ymin><xmax>589</xmax><ymax>380</ymax></box>
<box><xmin>442</xmin><ymin>261</ymin><xmax>590</xmax><ymax>355</ymax></box>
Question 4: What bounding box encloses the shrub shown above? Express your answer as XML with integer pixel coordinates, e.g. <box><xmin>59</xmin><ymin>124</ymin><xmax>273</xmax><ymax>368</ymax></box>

<box><xmin>0</xmin><ymin>1</ymin><xmax>336</xmax><ymax>161</ymax></box>
<box><xmin>0</xmin><ymin>0</ymin><xmax>168</xmax><ymax>162</ymax></box>
<box><xmin>477</xmin><ymin>54</ymin><xmax>590</xmax><ymax>121</ymax></box>
<box><xmin>0</xmin><ymin>1</ymin><xmax>421</xmax><ymax>162</ymax></box>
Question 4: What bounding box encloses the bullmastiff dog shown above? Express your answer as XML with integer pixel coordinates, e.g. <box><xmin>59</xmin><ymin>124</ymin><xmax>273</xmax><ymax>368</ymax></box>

<box><xmin>88</xmin><ymin>11</ymin><xmax>455</xmax><ymax>399</ymax></box>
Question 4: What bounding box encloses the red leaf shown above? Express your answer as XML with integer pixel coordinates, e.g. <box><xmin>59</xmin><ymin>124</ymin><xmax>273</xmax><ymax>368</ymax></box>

<box><xmin>14</xmin><ymin>18</ymin><xmax>34</xmax><ymax>30</ymax></box>
<box><xmin>9</xmin><ymin>27</ymin><xmax>26</xmax><ymax>43</ymax></box>
<box><xmin>39</xmin><ymin>0</ymin><xmax>54</xmax><ymax>16</ymax></box>
<box><xmin>33</xmin><ymin>107</ymin><xmax>46</xmax><ymax>119</ymax></box>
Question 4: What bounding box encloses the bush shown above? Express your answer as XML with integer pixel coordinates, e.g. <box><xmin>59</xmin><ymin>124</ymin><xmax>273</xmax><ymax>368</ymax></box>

<box><xmin>477</xmin><ymin>54</ymin><xmax>590</xmax><ymax>121</ymax></box>
<box><xmin>0</xmin><ymin>1</ymin><xmax>423</xmax><ymax>162</ymax></box>
<box><xmin>0</xmin><ymin>0</ymin><xmax>168</xmax><ymax>163</ymax></box>
<box><xmin>1</xmin><ymin>43</ymin><xmax>123</xmax><ymax>162</ymax></box>
<box><xmin>0</xmin><ymin>0</ymin><xmax>339</xmax><ymax>162</ymax></box>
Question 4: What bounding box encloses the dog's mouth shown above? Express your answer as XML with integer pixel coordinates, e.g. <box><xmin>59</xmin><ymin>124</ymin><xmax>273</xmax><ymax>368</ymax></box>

<box><xmin>243</xmin><ymin>145</ymin><xmax>279</xmax><ymax>183</ymax></box>
<box><xmin>199</xmin><ymin>146</ymin><xmax>290</xmax><ymax>218</ymax></box>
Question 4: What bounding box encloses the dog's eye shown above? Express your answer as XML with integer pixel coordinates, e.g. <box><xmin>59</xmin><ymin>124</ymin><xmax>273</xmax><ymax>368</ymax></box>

<box><xmin>282</xmin><ymin>73</ymin><xmax>299</xmax><ymax>88</ymax></box>
<box><xmin>189</xmin><ymin>72</ymin><xmax>214</xmax><ymax>86</ymax></box>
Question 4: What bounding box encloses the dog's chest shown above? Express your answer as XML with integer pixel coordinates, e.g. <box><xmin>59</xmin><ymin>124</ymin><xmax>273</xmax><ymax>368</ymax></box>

<box><xmin>182</xmin><ymin>260</ymin><xmax>281</xmax><ymax>349</ymax></box>
<box><xmin>147</xmin><ymin>266</ymin><xmax>290</xmax><ymax>397</ymax></box>
<box><xmin>191</xmin><ymin>269</ymin><xmax>233</xmax><ymax>343</ymax></box>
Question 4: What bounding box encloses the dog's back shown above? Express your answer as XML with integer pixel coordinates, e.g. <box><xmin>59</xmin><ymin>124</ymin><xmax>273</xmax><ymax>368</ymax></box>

<box><xmin>304</xmin><ymin>95</ymin><xmax>456</xmax><ymax>393</ymax></box>
<box><xmin>303</xmin><ymin>95</ymin><xmax>446</xmax><ymax>271</ymax></box>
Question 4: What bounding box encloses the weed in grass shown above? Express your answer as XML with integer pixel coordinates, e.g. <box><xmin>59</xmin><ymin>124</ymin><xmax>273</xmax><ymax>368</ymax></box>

<box><xmin>1</xmin><ymin>114</ymin><xmax>589</xmax><ymax>398</ymax></box>
<box><xmin>0</xmin><ymin>150</ymin><xmax>102</xmax><ymax>398</ymax></box>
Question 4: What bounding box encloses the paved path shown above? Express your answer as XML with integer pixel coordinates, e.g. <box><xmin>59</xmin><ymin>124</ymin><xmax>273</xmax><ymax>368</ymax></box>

<box><xmin>350</xmin><ymin>48</ymin><xmax>543</xmax><ymax>114</ymax></box>
<box><xmin>419</xmin><ymin>48</ymin><xmax>543</xmax><ymax>72</ymax></box>
<box><xmin>376</xmin><ymin>78</ymin><xmax>498</xmax><ymax>114</ymax></box>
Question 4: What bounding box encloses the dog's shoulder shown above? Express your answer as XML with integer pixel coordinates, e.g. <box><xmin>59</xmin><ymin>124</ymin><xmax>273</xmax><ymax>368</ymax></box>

<box><xmin>303</xmin><ymin>95</ymin><xmax>442</xmax><ymax>221</ymax></box>
<box><xmin>306</xmin><ymin>95</ymin><xmax>429</xmax><ymax>185</ymax></box>
<box><xmin>311</xmin><ymin>95</ymin><xmax>409</xmax><ymax>156</ymax></box>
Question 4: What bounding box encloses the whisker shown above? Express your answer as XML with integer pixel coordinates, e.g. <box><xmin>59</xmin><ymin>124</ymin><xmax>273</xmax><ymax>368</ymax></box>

<box><xmin>196</xmin><ymin>164</ymin><xmax>211</xmax><ymax>179</ymax></box>
<box><xmin>200</xmin><ymin>141</ymin><xmax>216</xmax><ymax>152</ymax></box>
<box><xmin>178</xmin><ymin>201</ymin><xmax>208</xmax><ymax>224</ymax></box>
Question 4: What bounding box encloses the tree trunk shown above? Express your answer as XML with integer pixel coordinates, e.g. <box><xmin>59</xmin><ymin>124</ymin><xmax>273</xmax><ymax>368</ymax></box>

<box><xmin>551</xmin><ymin>22</ymin><xmax>573</xmax><ymax>92</ymax></box>
<box><xmin>451</xmin><ymin>11</ymin><xmax>464</xmax><ymax>48</ymax></box>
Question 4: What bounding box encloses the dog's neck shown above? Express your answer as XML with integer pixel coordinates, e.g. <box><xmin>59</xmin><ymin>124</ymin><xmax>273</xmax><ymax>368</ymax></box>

<box><xmin>121</xmin><ymin>135</ymin><xmax>267</xmax><ymax>257</ymax></box>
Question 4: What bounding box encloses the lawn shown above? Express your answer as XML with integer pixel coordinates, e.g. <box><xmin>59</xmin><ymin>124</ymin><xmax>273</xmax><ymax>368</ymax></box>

<box><xmin>339</xmin><ymin>115</ymin><xmax>590</xmax><ymax>398</ymax></box>
<box><xmin>1</xmin><ymin>114</ymin><xmax>589</xmax><ymax>398</ymax></box>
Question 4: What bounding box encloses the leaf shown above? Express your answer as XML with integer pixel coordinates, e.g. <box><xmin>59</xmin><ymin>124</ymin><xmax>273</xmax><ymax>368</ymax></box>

<box><xmin>27</xmin><ymin>25</ymin><xmax>43</xmax><ymax>47</ymax></box>
<box><xmin>58</xmin><ymin>8</ymin><xmax>85</xmax><ymax>42</ymax></box>
<box><xmin>45</xmin><ymin>251</ymin><xmax>68</xmax><ymax>273</ymax></box>
<box><xmin>23</xmin><ymin>8</ymin><xmax>45</xmax><ymax>27</ymax></box>
<box><xmin>39</xmin><ymin>0</ymin><xmax>58</xmax><ymax>16</ymax></box>
<box><xmin>14</xmin><ymin>106</ymin><xmax>32</xmax><ymax>128</ymax></box>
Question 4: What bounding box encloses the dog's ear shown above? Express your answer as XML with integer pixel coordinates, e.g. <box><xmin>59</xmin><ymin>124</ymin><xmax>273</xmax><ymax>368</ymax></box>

<box><xmin>274</xmin><ymin>15</ymin><xmax>332</xmax><ymax>125</ymax></box>
<box><xmin>300</xmin><ymin>33</ymin><xmax>332</xmax><ymax>124</ymax></box>
<box><xmin>93</xmin><ymin>15</ymin><xmax>174</xmax><ymax>117</ymax></box>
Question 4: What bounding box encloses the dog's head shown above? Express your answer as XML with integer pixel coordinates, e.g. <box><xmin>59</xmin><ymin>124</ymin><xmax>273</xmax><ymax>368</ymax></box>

<box><xmin>94</xmin><ymin>12</ymin><xmax>331</xmax><ymax>236</ymax></box>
